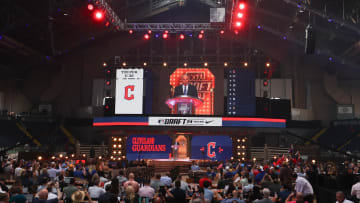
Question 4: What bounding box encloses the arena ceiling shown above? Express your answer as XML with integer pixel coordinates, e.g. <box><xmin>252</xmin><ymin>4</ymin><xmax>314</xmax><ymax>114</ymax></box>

<box><xmin>0</xmin><ymin>0</ymin><xmax>359</xmax><ymax>79</ymax></box>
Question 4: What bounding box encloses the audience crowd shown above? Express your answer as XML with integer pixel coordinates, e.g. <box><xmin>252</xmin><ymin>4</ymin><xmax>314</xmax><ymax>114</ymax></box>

<box><xmin>0</xmin><ymin>150</ymin><xmax>359</xmax><ymax>203</ymax></box>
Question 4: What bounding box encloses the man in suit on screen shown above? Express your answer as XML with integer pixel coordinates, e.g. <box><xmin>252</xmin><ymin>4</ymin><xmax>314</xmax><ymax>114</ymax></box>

<box><xmin>173</xmin><ymin>74</ymin><xmax>198</xmax><ymax>98</ymax></box>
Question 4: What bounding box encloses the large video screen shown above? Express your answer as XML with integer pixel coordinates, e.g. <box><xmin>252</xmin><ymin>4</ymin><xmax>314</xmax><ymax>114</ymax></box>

<box><xmin>114</xmin><ymin>67</ymin><xmax>255</xmax><ymax>116</ymax></box>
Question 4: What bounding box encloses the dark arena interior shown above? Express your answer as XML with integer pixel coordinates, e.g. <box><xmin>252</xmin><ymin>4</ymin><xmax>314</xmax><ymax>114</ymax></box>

<box><xmin>1</xmin><ymin>0</ymin><xmax>360</xmax><ymax>202</ymax></box>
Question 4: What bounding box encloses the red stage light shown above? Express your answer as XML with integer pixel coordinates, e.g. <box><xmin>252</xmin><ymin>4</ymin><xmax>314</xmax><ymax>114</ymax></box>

<box><xmin>162</xmin><ymin>33</ymin><xmax>168</xmax><ymax>39</ymax></box>
<box><xmin>234</xmin><ymin>30</ymin><xmax>239</xmax><ymax>35</ymax></box>
<box><xmin>106</xmin><ymin>81</ymin><xmax>111</xmax><ymax>86</ymax></box>
<box><xmin>200</xmin><ymin>30</ymin><xmax>204</xmax><ymax>34</ymax></box>
<box><xmin>87</xmin><ymin>4</ymin><xmax>94</xmax><ymax>11</ymax></box>
<box><xmin>237</xmin><ymin>12</ymin><xmax>244</xmax><ymax>18</ymax></box>
<box><xmin>198</xmin><ymin>33</ymin><xmax>203</xmax><ymax>39</ymax></box>
<box><xmin>235</xmin><ymin>22</ymin><xmax>242</xmax><ymax>27</ymax></box>
<box><xmin>263</xmin><ymin>80</ymin><xmax>268</xmax><ymax>86</ymax></box>
<box><xmin>220</xmin><ymin>30</ymin><xmax>225</xmax><ymax>34</ymax></box>
<box><xmin>105</xmin><ymin>21</ymin><xmax>110</xmax><ymax>27</ymax></box>
<box><xmin>164</xmin><ymin>30</ymin><xmax>169</xmax><ymax>34</ymax></box>
<box><xmin>239</xmin><ymin>3</ymin><xmax>245</xmax><ymax>10</ymax></box>
<box><xmin>148</xmin><ymin>30</ymin><xmax>152</xmax><ymax>34</ymax></box>
<box><xmin>128</xmin><ymin>30</ymin><xmax>133</xmax><ymax>34</ymax></box>
<box><xmin>94</xmin><ymin>10</ymin><xmax>104</xmax><ymax>20</ymax></box>
<box><xmin>179</xmin><ymin>34</ymin><xmax>185</xmax><ymax>40</ymax></box>
<box><xmin>144</xmin><ymin>34</ymin><xmax>150</xmax><ymax>40</ymax></box>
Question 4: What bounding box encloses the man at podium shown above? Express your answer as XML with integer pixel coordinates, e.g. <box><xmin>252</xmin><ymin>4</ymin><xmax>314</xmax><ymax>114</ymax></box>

<box><xmin>173</xmin><ymin>74</ymin><xmax>198</xmax><ymax>98</ymax></box>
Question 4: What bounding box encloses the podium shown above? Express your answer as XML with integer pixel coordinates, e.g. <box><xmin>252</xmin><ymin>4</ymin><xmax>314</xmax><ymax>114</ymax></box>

<box><xmin>166</xmin><ymin>95</ymin><xmax>203</xmax><ymax>115</ymax></box>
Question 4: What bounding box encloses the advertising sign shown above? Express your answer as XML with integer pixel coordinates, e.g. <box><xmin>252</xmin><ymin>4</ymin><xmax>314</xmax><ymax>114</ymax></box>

<box><xmin>191</xmin><ymin>135</ymin><xmax>232</xmax><ymax>161</ymax></box>
<box><xmin>126</xmin><ymin>135</ymin><xmax>172</xmax><ymax>160</ymax></box>
<box><xmin>149</xmin><ymin>117</ymin><xmax>222</xmax><ymax>126</ymax></box>
<box><xmin>115</xmin><ymin>69</ymin><xmax>144</xmax><ymax>114</ymax></box>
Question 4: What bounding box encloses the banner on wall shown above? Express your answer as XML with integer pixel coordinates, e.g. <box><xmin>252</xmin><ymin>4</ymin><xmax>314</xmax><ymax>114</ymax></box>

<box><xmin>148</xmin><ymin>117</ymin><xmax>222</xmax><ymax>126</ymax></box>
<box><xmin>115</xmin><ymin>69</ymin><xmax>144</xmax><ymax>114</ymax></box>
<box><xmin>191</xmin><ymin>135</ymin><xmax>232</xmax><ymax>161</ymax></box>
<box><xmin>126</xmin><ymin>135</ymin><xmax>172</xmax><ymax>160</ymax></box>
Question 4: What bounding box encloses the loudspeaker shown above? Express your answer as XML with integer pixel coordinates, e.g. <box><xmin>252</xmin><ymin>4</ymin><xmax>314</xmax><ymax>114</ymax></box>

<box><xmin>305</xmin><ymin>24</ymin><xmax>316</xmax><ymax>54</ymax></box>
<box><xmin>103</xmin><ymin>97</ymin><xmax>115</xmax><ymax>117</ymax></box>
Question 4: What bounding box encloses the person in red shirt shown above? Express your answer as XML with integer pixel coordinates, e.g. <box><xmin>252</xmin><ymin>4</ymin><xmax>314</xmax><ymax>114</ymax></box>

<box><xmin>199</xmin><ymin>174</ymin><xmax>212</xmax><ymax>188</ymax></box>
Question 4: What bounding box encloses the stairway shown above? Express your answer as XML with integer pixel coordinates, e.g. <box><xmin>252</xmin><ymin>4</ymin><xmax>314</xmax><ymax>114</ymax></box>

<box><xmin>148</xmin><ymin>160</ymin><xmax>192</xmax><ymax>173</ymax></box>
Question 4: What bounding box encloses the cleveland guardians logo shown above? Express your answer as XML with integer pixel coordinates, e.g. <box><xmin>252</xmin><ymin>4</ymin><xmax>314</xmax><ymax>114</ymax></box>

<box><xmin>124</xmin><ymin>85</ymin><xmax>135</xmax><ymax>100</ymax></box>
<box><xmin>207</xmin><ymin>142</ymin><xmax>216</xmax><ymax>158</ymax></box>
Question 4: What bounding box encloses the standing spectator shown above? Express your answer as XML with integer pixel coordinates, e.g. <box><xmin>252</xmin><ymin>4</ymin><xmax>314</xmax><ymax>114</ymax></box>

<box><xmin>62</xmin><ymin>178</ymin><xmax>78</xmax><ymax>200</ymax></box>
<box><xmin>173</xmin><ymin>175</ymin><xmax>188</xmax><ymax>193</ymax></box>
<box><xmin>47</xmin><ymin>164</ymin><xmax>58</xmax><ymax>181</ymax></box>
<box><xmin>98</xmin><ymin>185</ymin><xmax>112</xmax><ymax>203</ymax></box>
<box><xmin>138</xmin><ymin>179</ymin><xmax>155</xmax><ymax>199</ymax></box>
<box><xmin>336</xmin><ymin>191</ymin><xmax>354</xmax><ymax>203</ymax></box>
<box><xmin>191</xmin><ymin>161</ymin><xmax>200</xmax><ymax>171</ymax></box>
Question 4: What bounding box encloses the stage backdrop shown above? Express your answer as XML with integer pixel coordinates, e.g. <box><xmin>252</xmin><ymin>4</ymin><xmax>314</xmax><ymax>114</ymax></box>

<box><xmin>191</xmin><ymin>135</ymin><xmax>232</xmax><ymax>161</ymax></box>
<box><xmin>126</xmin><ymin>134</ymin><xmax>172</xmax><ymax>160</ymax></box>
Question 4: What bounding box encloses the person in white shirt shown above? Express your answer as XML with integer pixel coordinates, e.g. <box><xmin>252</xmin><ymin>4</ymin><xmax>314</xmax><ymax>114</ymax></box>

<box><xmin>351</xmin><ymin>178</ymin><xmax>360</xmax><ymax>201</ymax></box>
<box><xmin>292</xmin><ymin>173</ymin><xmax>314</xmax><ymax>203</ymax></box>
<box><xmin>88</xmin><ymin>180</ymin><xmax>106</xmax><ymax>199</ymax></box>
<box><xmin>336</xmin><ymin>191</ymin><xmax>354</xmax><ymax>203</ymax></box>
<box><xmin>14</xmin><ymin>165</ymin><xmax>23</xmax><ymax>177</ymax></box>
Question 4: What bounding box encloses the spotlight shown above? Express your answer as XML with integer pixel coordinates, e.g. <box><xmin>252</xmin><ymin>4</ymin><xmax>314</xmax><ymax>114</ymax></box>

<box><xmin>244</xmin><ymin>62</ymin><xmax>248</xmax><ymax>67</ymax></box>
<box><xmin>164</xmin><ymin>30</ymin><xmax>169</xmax><ymax>34</ymax></box>
<box><xmin>234</xmin><ymin>30</ymin><xmax>239</xmax><ymax>35</ymax></box>
<box><xmin>237</xmin><ymin>145</ymin><xmax>240</xmax><ymax>149</ymax></box>
<box><xmin>87</xmin><ymin>4</ymin><xmax>94</xmax><ymax>11</ymax></box>
<box><xmin>144</xmin><ymin>34</ymin><xmax>150</xmax><ymax>40</ymax></box>
<box><xmin>110</xmin><ymin>156</ymin><xmax>114</xmax><ymax>159</ymax></box>
<box><xmin>71</xmin><ymin>154</ymin><xmax>75</xmax><ymax>158</ymax></box>
<box><xmin>237</xmin><ymin>139</ymin><xmax>240</xmax><ymax>142</ymax></box>
<box><xmin>204</xmin><ymin>62</ymin><xmax>208</xmax><ymax>67</ymax></box>
<box><xmin>235</xmin><ymin>22</ymin><xmax>242</xmax><ymax>27</ymax></box>
<box><xmin>237</xmin><ymin>152</ymin><xmax>241</xmax><ymax>155</ymax></box>
<box><xmin>184</xmin><ymin>62</ymin><xmax>188</xmax><ymax>67</ymax></box>
<box><xmin>239</xmin><ymin>3</ymin><xmax>245</xmax><ymax>9</ymax></box>
<box><xmin>143</xmin><ymin>62</ymin><xmax>147</xmax><ymax>66</ymax></box>
<box><xmin>253</xmin><ymin>157</ymin><xmax>256</xmax><ymax>161</ymax></box>
<box><xmin>119</xmin><ymin>138</ymin><xmax>122</xmax><ymax>141</ymax></box>
<box><xmin>113</xmin><ymin>144</ymin><xmax>117</xmax><ymax>148</ymax></box>
<box><xmin>148</xmin><ymin>30</ymin><xmax>152</xmax><ymax>34</ymax></box>
<box><xmin>263</xmin><ymin>80</ymin><xmax>268</xmax><ymax>87</ymax></box>
<box><xmin>198</xmin><ymin>34</ymin><xmax>203</xmax><ymax>39</ymax></box>
<box><xmin>200</xmin><ymin>30</ymin><xmax>204</xmax><ymax>34</ymax></box>
<box><xmin>266</xmin><ymin>62</ymin><xmax>271</xmax><ymax>67</ymax></box>
<box><xmin>94</xmin><ymin>10</ymin><xmax>104</xmax><ymax>21</ymax></box>
<box><xmin>105</xmin><ymin>80</ymin><xmax>111</xmax><ymax>86</ymax></box>
<box><xmin>37</xmin><ymin>156</ymin><xmax>42</xmax><ymax>161</ymax></box>
<box><xmin>224</xmin><ymin>62</ymin><xmax>228</xmax><ymax>67</ymax></box>
<box><xmin>65</xmin><ymin>156</ymin><xmax>68</xmax><ymax>159</ymax></box>
<box><xmin>102</xmin><ymin>62</ymin><xmax>107</xmax><ymax>67</ymax></box>
<box><xmin>118</xmin><ymin>145</ymin><xmax>122</xmax><ymax>148</ymax></box>
<box><xmin>122</xmin><ymin>62</ymin><xmax>126</xmax><ymax>67</ymax></box>
<box><xmin>231</xmin><ymin>157</ymin><xmax>234</xmax><ymax>160</ymax></box>
<box><xmin>237</xmin><ymin>12</ymin><xmax>244</xmax><ymax>18</ymax></box>
<box><xmin>128</xmin><ymin>30</ymin><xmax>133</xmax><ymax>34</ymax></box>
<box><xmin>162</xmin><ymin>33</ymin><xmax>168</xmax><ymax>39</ymax></box>
<box><xmin>98</xmin><ymin>156</ymin><xmax>102</xmax><ymax>159</ymax></box>
<box><xmin>113</xmin><ymin>138</ymin><xmax>117</xmax><ymax>141</ymax></box>
<box><xmin>274</xmin><ymin>156</ymin><xmax>277</xmax><ymax>159</ymax></box>
<box><xmin>51</xmin><ymin>156</ymin><xmax>55</xmax><ymax>160</ymax></box>
<box><xmin>163</xmin><ymin>62</ymin><xmax>167</xmax><ymax>67</ymax></box>
<box><xmin>312</xmin><ymin>159</ymin><xmax>316</xmax><ymax>164</ymax></box>
<box><xmin>220</xmin><ymin>30</ymin><xmax>225</xmax><ymax>34</ymax></box>
<box><xmin>242</xmin><ymin>138</ymin><xmax>246</xmax><ymax>142</ymax></box>
<box><xmin>179</xmin><ymin>34</ymin><xmax>185</xmax><ymax>40</ymax></box>
<box><xmin>82</xmin><ymin>154</ymin><xmax>86</xmax><ymax>157</ymax></box>
<box><xmin>59</xmin><ymin>154</ymin><xmax>63</xmax><ymax>158</ymax></box>
<box><xmin>241</xmin><ymin>157</ymin><xmax>245</xmax><ymax>160</ymax></box>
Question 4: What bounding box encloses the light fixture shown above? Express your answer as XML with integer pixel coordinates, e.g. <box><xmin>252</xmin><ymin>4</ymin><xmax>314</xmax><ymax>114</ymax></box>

<box><xmin>122</xmin><ymin>62</ymin><xmax>127</xmax><ymax>67</ymax></box>
<box><xmin>38</xmin><ymin>156</ymin><xmax>43</xmax><ymax>161</ymax></box>
<box><xmin>143</xmin><ymin>62</ymin><xmax>147</xmax><ymax>66</ymax></box>
<box><xmin>224</xmin><ymin>62</ymin><xmax>228</xmax><ymax>67</ymax></box>
<box><xmin>184</xmin><ymin>62</ymin><xmax>188</xmax><ymax>67</ymax></box>
<box><xmin>244</xmin><ymin>62</ymin><xmax>248</xmax><ymax>67</ymax></box>
<box><xmin>266</xmin><ymin>62</ymin><xmax>270</xmax><ymax>68</ymax></box>
<box><xmin>163</xmin><ymin>62</ymin><xmax>167</xmax><ymax>67</ymax></box>
<box><xmin>204</xmin><ymin>62</ymin><xmax>208</xmax><ymax>67</ymax></box>
<box><xmin>102</xmin><ymin>62</ymin><xmax>107</xmax><ymax>67</ymax></box>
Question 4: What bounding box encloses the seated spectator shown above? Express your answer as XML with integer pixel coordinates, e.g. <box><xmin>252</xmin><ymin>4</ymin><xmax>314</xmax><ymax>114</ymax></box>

<box><xmin>9</xmin><ymin>186</ymin><xmax>27</xmax><ymax>203</ymax></box>
<box><xmin>336</xmin><ymin>191</ymin><xmax>354</xmax><ymax>203</ymax></box>
<box><xmin>199</xmin><ymin>174</ymin><xmax>212</xmax><ymax>188</ymax></box>
<box><xmin>191</xmin><ymin>161</ymin><xmax>200</xmax><ymax>171</ymax></box>
<box><xmin>88</xmin><ymin>180</ymin><xmax>105</xmax><ymax>199</ymax></box>
<box><xmin>254</xmin><ymin>188</ymin><xmax>274</xmax><ymax>203</ymax></box>
<box><xmin>168</xmin><ymin>181</ymin><xmax>186</xmax><ymax>203</ymax></box>
<box><xmin>138</xmin><ymin>179</ymin><xmax>155</xmax><ymax>199</ymax></box>
<box><xmin>150</xmin><ymin>174</ymin><xmax>164</xmax><ymax>191</ymax></box>
<box><xmin>285</xmin><ymin>192</ymin><xmax>308</xmax><ymax>203</ymax></box>
<box><xmin>123</xmin><ymin>173</ymin><xmax>139</xmax><ymax>193</ymax></box>
<box><xmin>71</xmin><ymin>190</ymin><xmax>92</xmax><ymax>203</ymax></box>
<box><xmin>116</xmin><ymin>171</ymin><xmax>127</xmax><ymax>186</ymax></box>
<box><xmin>203</xmin><ymin>181</ymin><xmax>213</xmax><ymax>201</ymax></box>
<box><xmin>172</xmin><ymin>175</ymin><xmax>188</xmax><ymax>193</ymax></box>
<box><xmin>124</xmin><ymin>186</ymin><xmax>139</xmax><ymax>203</ymax></box>
<box><xmin>160</xmin><ymin>174</ymin><xmax>172</xmax><ymax>188</ymax></box>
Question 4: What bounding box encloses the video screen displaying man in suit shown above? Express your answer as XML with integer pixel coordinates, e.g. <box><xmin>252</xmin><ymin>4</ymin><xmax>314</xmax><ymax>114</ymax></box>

<box><xmin>173</xmin><ymin>74</ymin><xmax>198</xmax><ymax>98</ymax></box>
